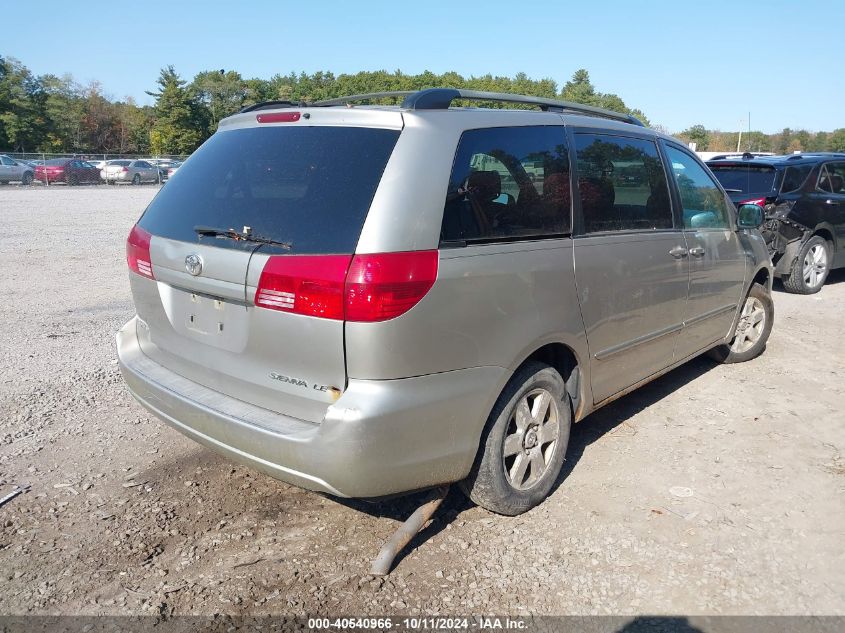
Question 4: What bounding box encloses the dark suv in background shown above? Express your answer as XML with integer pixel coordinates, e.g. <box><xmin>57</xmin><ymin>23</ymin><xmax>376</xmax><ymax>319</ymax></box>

<box><xmin>708</xmin><ymin>153</ymin><xmax>845</xmax><ymax>294</ymax></box>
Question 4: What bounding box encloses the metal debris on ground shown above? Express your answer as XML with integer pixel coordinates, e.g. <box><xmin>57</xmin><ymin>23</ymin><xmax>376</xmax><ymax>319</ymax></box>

<box><xmin>371</xmin><ymin>485</ymin><xmax>450</xmax><ymax>576</ymax></box>
<box><xmin>0</xmin><ymin>484</ymin><xmax>31</xmax><ymax>509</ymax></box>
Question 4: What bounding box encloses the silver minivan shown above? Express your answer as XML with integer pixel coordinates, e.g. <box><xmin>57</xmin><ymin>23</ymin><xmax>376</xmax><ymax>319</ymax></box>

<box><xmin>117</xmin><ymin>89</ymin><xmax>774</xmax><ymax>515</ymax></box>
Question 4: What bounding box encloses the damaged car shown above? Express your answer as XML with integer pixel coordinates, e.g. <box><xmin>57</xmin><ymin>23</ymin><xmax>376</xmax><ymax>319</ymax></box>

<box><xmin>708</xmin><ymin>153</ymin><xmax>845</xmax><ymax>294</ymax></box>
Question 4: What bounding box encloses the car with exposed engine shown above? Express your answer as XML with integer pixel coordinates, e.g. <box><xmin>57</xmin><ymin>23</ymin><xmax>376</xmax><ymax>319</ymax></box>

<box><xmin>117</xmin><ymin>88</ymin><xmax>774</xmax><ymax>515</ymax></box>
<box><xmin>708</xmin><ymin>152</ymin><xmax>845</xmax><ymax>293</ymax></box>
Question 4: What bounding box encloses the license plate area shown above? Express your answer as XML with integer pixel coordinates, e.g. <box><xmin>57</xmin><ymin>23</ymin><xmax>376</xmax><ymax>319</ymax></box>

<box><xmin>160</xmin><ymin>285</ymin><xmax>249</xmax><ymax>353</ymax></box>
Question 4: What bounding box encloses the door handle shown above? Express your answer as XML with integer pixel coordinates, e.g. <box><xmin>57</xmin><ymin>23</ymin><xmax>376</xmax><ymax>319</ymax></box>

<box><xmin>689</xmin><ymin>247</ymin><xmax>706</xmax><ymax>257</ymax></box>
<box><xmin>669</xmin><ymin>246</ymin><xmax>688</xmax><ymax>258</ymax></box>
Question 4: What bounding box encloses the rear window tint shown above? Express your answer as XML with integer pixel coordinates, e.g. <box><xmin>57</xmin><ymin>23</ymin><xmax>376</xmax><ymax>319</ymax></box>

<box><xmin>138</xmin><ymin>126</ymin><xmax>399</xmax><ymax>254</ymax></box>
<box><xmin>709</xmin><ymin>165</ymin><xmax>777</xmax><ymax>194</ymax></box>
<box><xmin>110</xmin><ymin>160</ymin><xmax>131</xmax><ymax>166</ymax></box>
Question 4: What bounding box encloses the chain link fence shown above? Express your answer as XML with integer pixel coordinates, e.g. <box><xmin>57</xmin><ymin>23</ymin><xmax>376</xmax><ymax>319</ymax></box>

<box><xmin>0</xmin><ymin>151</ymin><xmax>190</xmax><ymax>187</ymax></box>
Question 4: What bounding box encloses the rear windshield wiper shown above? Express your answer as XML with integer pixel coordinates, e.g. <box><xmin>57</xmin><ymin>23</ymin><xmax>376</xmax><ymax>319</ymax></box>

<box><xmin>722</xmin><ymin>188</ymin><xmax>743</xmax><ymax>193</ymax></box>
<box><xmin>194</xmin><ymin>225</ymin><xmax>291</xmax><ymax>250</ymax></box>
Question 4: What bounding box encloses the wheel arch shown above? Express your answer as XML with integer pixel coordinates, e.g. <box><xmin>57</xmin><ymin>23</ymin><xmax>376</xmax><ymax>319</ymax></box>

<box><xmin>508</xmin><ymin>340</ymin><xmax>590</xmax><ymax>422</ymax></box>
<box><xmin>751</xmin><ymin>265</ymin><xmax>772</xmax><ymax>293</ymax></box>
<box><xmin>813</xmin><ymin>224</ymin><xmax>836</xmax><ymax>252</ymax></box>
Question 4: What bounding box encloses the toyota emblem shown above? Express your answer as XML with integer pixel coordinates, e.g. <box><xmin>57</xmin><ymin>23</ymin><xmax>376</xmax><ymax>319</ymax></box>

<box><xmin>185</xmin><ymin>253</ymin><xmax>203</xmax><ymax>276</ymax></box>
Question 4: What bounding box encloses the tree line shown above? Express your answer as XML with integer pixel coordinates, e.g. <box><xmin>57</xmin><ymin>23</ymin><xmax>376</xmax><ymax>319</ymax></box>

<box><xmin>0</xmin><ymin>57</ymin><xmax>648</xmax><ymax>155</ymax></box>
<box><xmin>676</xmin><ymin>124</ymin><xmax>845</xmax><ymax>154</ymax></box>
<box><xmin>2</xmin><ymin>54</ymin><xmax>842</xmax><ymax>155</ymax></box>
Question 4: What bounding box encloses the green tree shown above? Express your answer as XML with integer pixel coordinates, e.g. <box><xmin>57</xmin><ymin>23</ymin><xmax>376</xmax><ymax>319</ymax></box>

<box><xmin>561</xmin><ymin>69</ymin><xmax>596</xmax><ymax>104</ymax></box>
<box><xmin>828</xmin><ymin>129</ymin><xmax>845</xmax><ymax>152</ymax></box>
<box><xmin>147</xmin><ymin>66</ymin><xmax>208</xmax><ymax>155</ymax></box>
<box><xmin>0</xmin><ymin>56</ymin><xmax>47</xmax><ymax>152</ymax></box>
<box><xmin>679</xmin><ymin>124</ymin><xmax>710</xmax><ymax>151</ymax></box>
<box><xmin>191</xmin><ymin>70</ymin><xmax>248</xmax><ymax>132</ymax></box>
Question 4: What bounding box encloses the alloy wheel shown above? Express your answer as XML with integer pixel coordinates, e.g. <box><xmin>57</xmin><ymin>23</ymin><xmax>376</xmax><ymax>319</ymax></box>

<box><xmin>730</xmin><ymin>296</ymin><xmax>766</xmax><ymax>354</ymax></box>
<box><xmin>802</xmin><ymin>244</ymin><xmax>828</xmax><ymax>289</ymax></box>
<box><xmin>502</xmin><ymin>388</ymin><xmax>560</xmax><ymax>490</ymax></box>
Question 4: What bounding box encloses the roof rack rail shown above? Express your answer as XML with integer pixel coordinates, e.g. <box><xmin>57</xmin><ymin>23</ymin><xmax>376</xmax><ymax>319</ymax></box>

<box><xmin>239</xmin><ymin>100</ymin><xmax>305</xmax><ymax>113</ymax></box>
<box><xmin>313</xmin><ymin>88</ymin><xmax>644</xmax><ymax>126</ymax></box>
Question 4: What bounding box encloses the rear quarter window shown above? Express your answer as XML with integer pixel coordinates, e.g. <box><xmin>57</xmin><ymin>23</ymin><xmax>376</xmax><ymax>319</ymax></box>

<box><xmin>138</xmin><ymin>126</ymin><xmax>400</xmax><ymax>254</ymax></box>
<box><xmin>781</xmin><ymin>165</ymin><xmax>812</xmax><ymax>193</ymax></box>
<box><xmin>440</xmin><ymin>126</ymin><xmax>571</xmax><ymax>243</ymax></box>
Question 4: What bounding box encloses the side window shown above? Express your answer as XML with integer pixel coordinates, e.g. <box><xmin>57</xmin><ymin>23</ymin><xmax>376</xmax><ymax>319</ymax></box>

<box><xmin>441</xmin><ymin>126</ymin><xmax>571</xmax><ymax>242</ymax></box>
<box><xmin>574</xmin><ymin>133</ymin><xmax>672</xmax><ymax>233</ymax></box>
<box><xmin>817</xmin><ymin>165</ymin><xmax>833</xmax><ymax>192</ymax></box>
<box><xmin>1</xmin><ymin>156</ymin><xmax>15</xmax><ymax>166</ymax></box>
<box><xmin>827</xmin><ymin>164</ymin><xmax>845</xmax><ymax>193</ymax></box>
<box><xmin>665</xmin><ymin>146</ymin><xmax>732</xmax><ymax>230</ymax></box>
<box><xmin>817</xmin><ymin>164</ymin><xmax>845</xmax><ymax>193</ymax></box>
<box><xmin>781</xmin><ymin>165</ymin><xmax>812</xmax><ymax>193</ymax></box>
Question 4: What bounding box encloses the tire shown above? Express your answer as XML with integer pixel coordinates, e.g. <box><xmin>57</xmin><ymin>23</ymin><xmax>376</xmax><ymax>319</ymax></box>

<box><xmin>708</xmin><ymin>282</ymin><xmax>774</xmax><ymax>364</ymax></box>
<box><xmin>21</xmin><ymin>172</ymin><xmax>33</xmax><ymax>186</ymax></box>
<box><xmin>132</xmin><ymin>174</ymin><xmax>141</xmax><ymax>185</ymax></box>
<box><xmin>461</xmin><ymin>362</ymin><xmax>571</xmax><ymax>515</ymax></box>
<box><xmin>67</xmin><ymin>174</ymin><xmax>78</xmax><ymax>186</ymax></box>
<box><xmin>782</xmin><ymin>235</ymin><xmax>831</xmax><ymax>294</ymax></box>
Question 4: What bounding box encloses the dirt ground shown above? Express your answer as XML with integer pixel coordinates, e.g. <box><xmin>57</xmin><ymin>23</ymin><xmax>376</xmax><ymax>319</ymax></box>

<box><xmin>0</xmin><ymin>186</ymin><xmax>843</xmax><ymax>617</ymax></box>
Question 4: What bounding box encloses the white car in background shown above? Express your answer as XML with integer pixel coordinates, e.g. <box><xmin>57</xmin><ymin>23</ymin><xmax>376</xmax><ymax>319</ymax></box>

<box><xmin>101</xmin><ymin>160</ymin><xmax>162</xmax><ymax>185</ymax></box>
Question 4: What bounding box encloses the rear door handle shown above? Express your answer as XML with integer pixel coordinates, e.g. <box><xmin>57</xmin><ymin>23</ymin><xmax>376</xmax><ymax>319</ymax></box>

<box><xmin>669</xmin><ymin>246</ymin><xmax>688</xmax><ymax>259</ymax></box>
<box><xmin>689</xmin><ymin>247</ymin><xmax>706</xmax><ymax>257</ymax></box>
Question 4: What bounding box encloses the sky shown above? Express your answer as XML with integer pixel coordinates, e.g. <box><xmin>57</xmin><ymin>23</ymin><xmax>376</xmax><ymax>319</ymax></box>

<box><xmin>4</xmin><ymin>0</ymin><xmax>842</xmax><ymax>134</ymax></box>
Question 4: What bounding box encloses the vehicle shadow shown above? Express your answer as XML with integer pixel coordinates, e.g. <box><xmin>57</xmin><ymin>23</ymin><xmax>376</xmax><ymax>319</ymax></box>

<box><xmin>332</xmin><ymin>354</ymin><xmax>718</xmax><ymax>570</ymax></box>
<box><xmin>550</xmin><ymin>355</ymin><xmax>716</xmax><ymax>497</ymax></box>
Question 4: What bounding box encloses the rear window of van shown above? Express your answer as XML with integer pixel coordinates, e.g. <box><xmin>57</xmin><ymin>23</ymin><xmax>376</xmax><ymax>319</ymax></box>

<box><xmin>138</xmin><ymin>126</ymin><xmax>400</xmax><ymax>254</ymax></box>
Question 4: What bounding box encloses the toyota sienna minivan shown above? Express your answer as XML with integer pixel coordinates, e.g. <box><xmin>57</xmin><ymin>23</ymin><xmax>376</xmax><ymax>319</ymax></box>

<box><xmin>117</xmin><ymin>89</ymin><xmax>774</xmax><ymax>515</ymax></box>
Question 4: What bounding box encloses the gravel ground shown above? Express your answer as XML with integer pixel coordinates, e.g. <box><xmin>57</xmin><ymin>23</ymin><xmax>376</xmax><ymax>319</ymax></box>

<box><xmin>0</xmin><ymin>185</ymin><xmax>843</xmax><ymax>617</ymax></box>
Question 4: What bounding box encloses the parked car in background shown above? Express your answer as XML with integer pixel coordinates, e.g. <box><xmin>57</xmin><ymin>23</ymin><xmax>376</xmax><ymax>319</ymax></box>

<box><xmin>0</xmin><ymin>155</ymin><xmax>35</xmax><ymax>185</ymax></box>
<box><xmin>34</xmin><ymin>158</ymin><xmax>101</xmax><ymax>185</ymax></box>
<box><xmin>152</xmin><ymin>160</ymin><xmax>181</xmax><ymax>179</ymax></box>
<box><xmin>101</xmin><ymin>160</ymin><xmax>161</xmax><ymax>185</ymax></box>
<box><xmin>86</xmin><ymin>159</ymin><xmax>108</xmax><ymax>170</ymax></box>
<box><xmin>118</xmin><ymin>89</ymin><xmax>774</xmax><ymax>516</ymax></box>
<box><xmin>165</xmin><ymin>161</ymin><xmax>183</xmax><ymax>180</ymax></box>
<box><xmin>708</xmin><ymin>152</ymin><xmax>845</xmax><ymax>293</ymax></box>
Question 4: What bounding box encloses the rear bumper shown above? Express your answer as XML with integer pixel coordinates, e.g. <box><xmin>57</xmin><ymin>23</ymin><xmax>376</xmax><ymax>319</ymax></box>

<box><xmin>116</xmin><ymin>317</ymin><xmax>505</xmax><ymax>498</ymax></box>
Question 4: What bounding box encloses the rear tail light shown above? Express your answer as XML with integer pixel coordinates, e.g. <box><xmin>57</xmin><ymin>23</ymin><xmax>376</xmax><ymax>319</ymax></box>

<box><xmin>345</xmin><ymin>251</ymin><xmax>439</xmax><ymax>322</ymax></box>
<box><xmin>740</xmin><ymin>197</ymin><xmax>766</xmax><ymax>207</ymax></box>
<box><xmin>255</xmin><ymin>255</ymin><xmax>351</xmax><ymax>320</ymax></box>
<box><xmin>254</xmin><ymin>251</ymin><xmax>439</xmax><ymax>322</ymax></box>
<box><xmin>126</xmin><ymin>225</ymin><xmax>154</xmax><ymax>279</ymax></box>
<box><xmin>122</xmin><ymin>167</ymin><xmax>129</xmax><ymax>173</ymax></box>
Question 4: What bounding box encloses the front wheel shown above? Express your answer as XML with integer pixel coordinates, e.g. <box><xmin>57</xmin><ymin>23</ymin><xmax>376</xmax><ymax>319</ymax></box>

<box><xmin>783</xmin><ymin>236</ymin><xmax>831</xmax><ymax>294</ymax></box>
<box><xmin>461</xmin><ymin>362</ymin><xmax>571</xmax><ymax>515</ymax></box>
<box><xmin>709</xmin><ymin>282</ymin><xmax>773</xmax><ymax>364</ymax></box>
